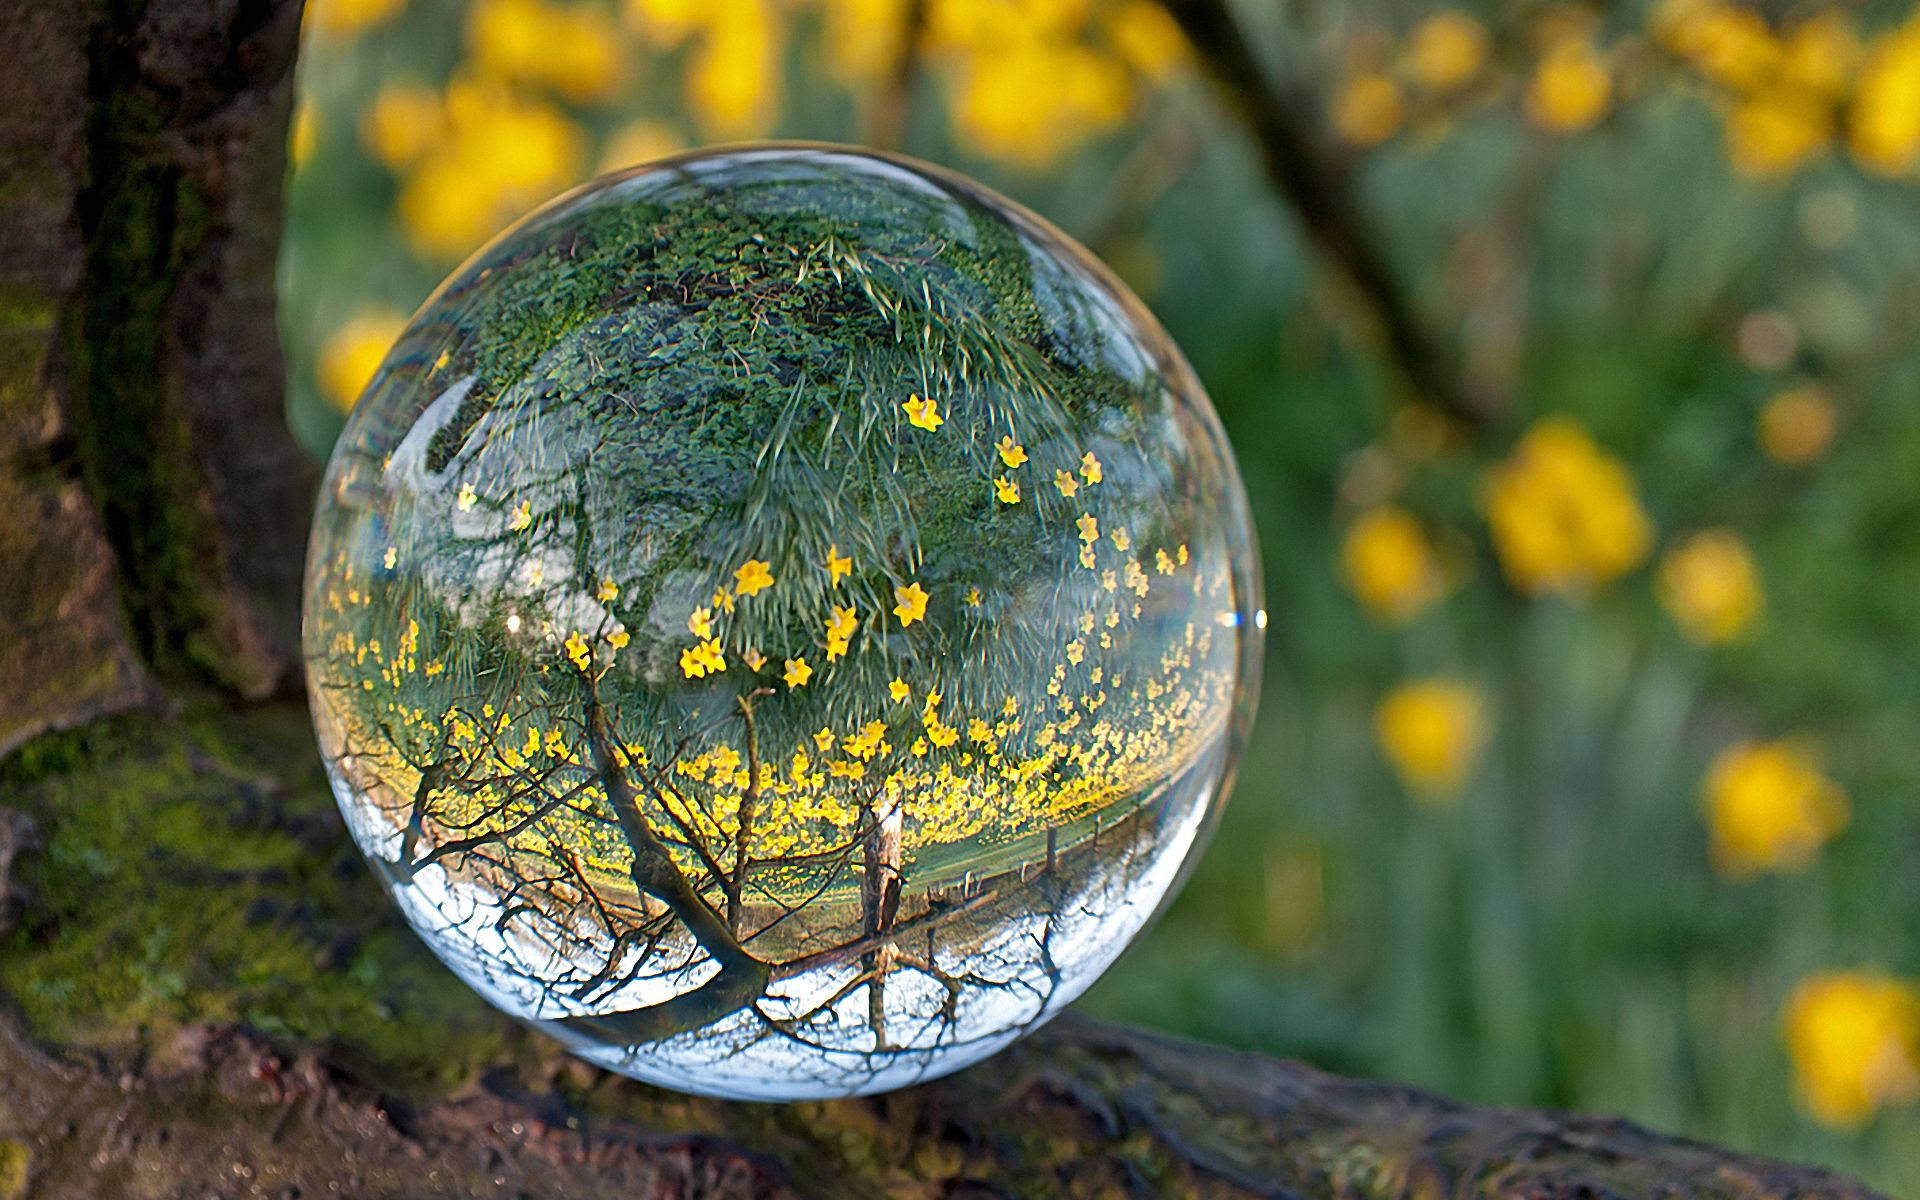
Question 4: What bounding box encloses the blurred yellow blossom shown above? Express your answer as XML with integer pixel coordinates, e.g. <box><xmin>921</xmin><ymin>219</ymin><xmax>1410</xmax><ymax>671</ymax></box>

<box><xmin>318</xmin><ymin>309</ymin><xmax>407</xmax><ymax>412</ymax></box>
<box><xmin>1783</xmin><ymin>972</ymin><xmax>1920</xmax><ymax>1129</ymax></box>
<box><xmin>686</xmin><ymin>0</ymin><xmax>782</xmax><ymax>139</ymax></box>
<box><xmin>1703</xmin><ymin>739</ymin><xmax>1848</xmax><ymax>878</ymax></box>
<box><xmin>1849</xmin><ymin>18</ymin><xmax>1920</xmax><ymax>175</ymax></box>
<box><xmin>1333</xmin><ymin>72</ymin><xmax>1405</xmax><ymax>146</ymax></box>
<box><xmin>1407</xmin><ymin>11</ymin><xmax>1490</xmax><ymax>94</ymax></box>
<box><xmin>599</xmin><ymin>119</ymin><xmax>686</xmax><ymax>173</ymax></box>
<box><xmin>1526</xmin><ymin>37</ymin><xmax>1611</xmax><ymax>133</ymax></box>
<box><xmin>821</xmin><ymin>0</ymin><xmax>911</xmax><ymax>86</ymax></box>
<box><xmin>360</xmin><ymin>84</ymin><xmax>442</xmax><ymax>171</ymax></box>
<box><xmin>1483</xmin><ymin>417</ymin><xmax>1652</xmax><ymax>596</ymax></box>
<box><xmin>952</xmin><ymin>41</ymin><xmax>1131</xmax><ymax>168</ymax></box>
<box><xmin>289</xmin><ymin>102</ymin><xmax>318</xmax><ymax>169</ymax></box>
<box><xmin>468</xmin><ymin>0</ymin><xmax>624</xmax><ymax>105</ymax></box>
<box><xmin>1375</xmin><ymin>679</ymin><xmax>1487</xmax><ymax>802</ymax></box>
<box><xmin>622</xmin><ymin>0</ymin><xmax>707</xmax><ymax>48</ymax></box>
<box><xmin>1102</xmin><ymin>0</ymin><xmax>1189</xmax><ymax>84</ymax></box>
<box><xmin>1759</xmin><ymin>383</ymin><xmax>1837</xmax><ymax>464</ymax></box>
<box><xmin>1725</xmin><ymin>95</ymin><xmax>1829</xmax><ymax>179</ymax></box>
<box><xmin>1658</xmin><ymin>529</ymin><xmax>1762</xmax><ymax>644</ymax></box>
<box><xmin>393</xmin><ymin>77</ymin><xmax>587</xmax><ymax>260</ymax></box>
<box><xmin>304</xmin><ymin>0</ymin><xmax>406</xmax><ymax>41</ymax></box>
<box><xmin>1341</xmin><ymin>507</ymin><xmax>1443</xmax><ymax>624</ymax></box>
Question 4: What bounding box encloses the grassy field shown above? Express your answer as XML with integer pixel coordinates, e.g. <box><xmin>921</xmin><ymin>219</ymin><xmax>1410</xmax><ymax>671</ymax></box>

<box><xmin>284</xmin><ymin>0</ymin><xmax>1920</xmax><ymax>1190</ymax></box>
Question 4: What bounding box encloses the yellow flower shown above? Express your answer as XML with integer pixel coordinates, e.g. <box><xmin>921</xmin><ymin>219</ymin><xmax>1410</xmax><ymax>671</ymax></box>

<box><xmin>1080</xmin><ymin>452</ymin><xmax>1103</xmax><ymax>483</ymax></box>
<box><xmin>734</xmin><ymin>558</ymin><xmax>774</xmax><ymax>596</ymax></box>
<box><xmin>685</xmin><ymin>0</ymin><xmax>781</xmax><ymax>139</ymax></box>
<box><xmin>1407</xmin><ymin>11</ymin><xmax>1490</xmax><ymax>93</ymax></box>
<box><xmin>597</xmin><ymin>579</ymin><xmax>619</xmax><ymax>603</ymax></box>
<box><xmin>950</xmin><ymin>41</ymin><xmax>1130</xmax><ymax>169</ymax></box>
<box><xmin>1658</xmin><ymin>530</ymin><xmax>1763</xmax><ymax>644</ymax></box>
<box><xmin>1482</xmin><ymin>417</ymin><xmax>1652</xmax><ymax>595</ymax></box>
<box><xmin>993</xmin><ymin>476</ymin><xmax>1021</xmax><ymax>504</ymax></box>
<box><xmin>468</xmin><ymin>0</ymin><xmax>622</xmax><ymax>105</ymax></box>
<box><xmin>893</xmin><ymin>581</ymin><xmax>930</xmax><ymax>626</ymax></box>
<box><xmin>813</xmin><ymin>726</ymin><xmax>836</xmax><ymax>752</ymax></box>
<box><xmin>598</xmin><ymin>119</ymin><xmax>686</xmax><ymax>174</ymax></box>
<box><xmin>712</xmin><ymin>586</ymin><xmax>736</xmax><ymax>613</ymax></box>
<box><xmin>1704</xmin><ymin>739</ymin><xmax>1848</xmax><ymax>877</ymax></box>
<box><xmin>1110</xmin><ymin>527</ymin><xmax>1131</xmax><ymax>552</ymax></box>
<box><xmin>783</xmin><ymin>657</ymin><xmax>813</xmax><ymax>687</ymax></box>
<box><xmin>903</xmin><ymin>392</ymin><xmax>945</xmax><ymax>430</ymax></box>
<box><xmin>1783</xmin><ymin>972</ymin><xmax>1920</xmax><ymax>1128</ymax></box>
<box><xmin>509</xmin><ymin>500</ymin><xmax>532</xmax><ymax>531</ymax></box>
<box><xmin>996</xmin><ymin>435</ymin><xmax>1028</xmax><ymax>468</ymax></box>
<box><xmin>965</xmin><ymin>586</ymin><xmax>983</xmax><ymax>606</ymax></box>
<box><xmin>317</xmin><ymin>310</ymin><xmax>407</xmax><ymax>413</ymax></box>
<box><xmin>382</xmin><ymin>545</ymin><xmax>397</xmax><ymax>570</ymax></box>
<box><xmin>1526</xmin><ymin>38</ymin><xmax>1611</xmax><ymax>133</ymax></box>
<box><xmin>606</xmin><ymin>628</ymin><xmax>630</xmax><ymax>649</ymax></box>
<box><xmin>304</xmin><ymin>0</ymin><xmax>406</xmax><ymax>40</ymax></box>
<box><xmin>456</xmin><ymin>482</ymin><xmax>478</xmax><ymax>511</ymax></box>
<box><xmin>1076</xmin><ymin>513</ymin><xmax>1099</xmax><ymax>544</ymax></box>
<box><xmin>889</xmin><ymin>677</ymin><xmax>910</xmax><ymax>702</ymax></box>
<box><xmin>687</xmin><ymin>606</ymin><xmax>714</xmax><ymax>639</ymax></box>
<box><xmin>1332</xmin><ymin>71</ymin><xmax>1404</xmax><ymax>147</ymax></box>
<box><xmin>743</xmin><ymin>646</ymin><xmax>767</xmax><ymax>671</ymax></box>
<box><xmin>1054</xmin><ymin>470</ymin><xmax>1080</xmax><ymax>497</ymax></box>
<box><xmin>825</xmin><ymin>545</ymin><xmax>853</xmax><ymax>585</ymax></box>
<box><xmin>679</xmin><ymin>637</ymin><xmax>727</xmax><ymax>678</ymax></box>
<box><xmin>359</xmin><ymin>84</ymin><xmax>440</xmax><ymax>171</ymax></box>
<box><xmin>1341</xmin><ymin>506</ymin><xmax>1444</xmax><ymax>624</ymax></box>
<box><xmin>1759</xmin><ymin>384</ymin><xmax>1837</xmax><ymax>464</ymax></box>
<box><xmin>1726</xmin><ymin>96</ymin><xmax>1830</xmax><ymax>179</ymax></box>
<box><xmin>1374</xmin><ymin>679</ymin><xmax>1487</xmax><ymax>802</ymax></box>
<box><xmin>1103</xmin><ymin>0</ymin><xmax>1189</xmax><ymax>84</ymax></box>
<box><xmin>825</xmin><ymin>604</ymin><xmax>858</xmax><ymax>659</ymax></box>
<box><xmin>1849</xmin><ymin>20</ymin><xmax>1920</xmax><ymax>175</ymax></box>
<box><xmin>563</xmin><ymin>630</ymin><xmax>590</xmax><ymax>670</ymax></box>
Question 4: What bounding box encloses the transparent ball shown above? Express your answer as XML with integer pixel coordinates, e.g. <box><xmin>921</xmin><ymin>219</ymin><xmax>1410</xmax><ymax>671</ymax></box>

<box><xmin>303</xmin><ymin>145</ymin><xmax>1262</xmax><ymax>1099</ymax></box>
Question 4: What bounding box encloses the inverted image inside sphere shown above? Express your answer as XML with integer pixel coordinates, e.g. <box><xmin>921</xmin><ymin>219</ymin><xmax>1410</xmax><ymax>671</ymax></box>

<box><xmin>302</xmin><ymin>144</ymin><xmax>1262</xmax><ymax>1100</ymax></box>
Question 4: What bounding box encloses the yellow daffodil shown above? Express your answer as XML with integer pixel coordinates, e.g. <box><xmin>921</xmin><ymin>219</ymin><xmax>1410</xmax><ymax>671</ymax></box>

<box><xmin>607</xmin><ymin>628</ymin><xmax>630</xmax><ymax>649</ymax></box>
<box><xmin>994</xmin><ymin>476</ymin><xmax>1021</xmax><ymax>504</ymax></box>
<box><xmin>456</xmin><ymin>482</ymin><xmax>478</xmax><ymax>511</ymax></box>
<box><xmin>1783</xmin><ymin>972</ymin><xmax>1920</xmax><ymax>1128</ymax></box>
<box><xmin>688</xmin><ymin>606</ymin><xmax>714</xmax><ymax>639</ymax></box>
<box><xmin>1342</xmin><ymin>506</ymin><xmax>1444</xmax><ymax>624</ymax></box>
<box><xmin>893</xmin><ymin>581</ymin><xmax>929</xmax><ymax>626</ymax></box>
<box><xmin>1374</xmin><ymin>679</ymin><xmax>1487</xmax><ymax>802</ymax></box>
<box><xmin>563</xmin><ymin>630</ymin><xmax>590</xmax><ymax>670</ymax></box>
<box><xmin>1658</xmin><ymin>530</ymin><xmax>1763</xmax><ymax>644</ymax></box>
<box><xmin>734</xmin><ymin>558</ymin><xmax>774</xmax><ymax>596</ymax></box>
<box><xmin>996</xmin><ymin>435</ymin><xmax>1028</xmax><ymax>467</ymax></box>
<box><xmin>1054</xmin><ymin>470</ymin><xmax>1080</xmax><ymax>497</ymax></box>
<box><xmin>1077</xmin><ymin>513</ymin><xmax>1100</xmax><ymax>543</ymax></box>
<box><xmin>1704</xmin><ymin>739</ymin><xmax>1848</xmax><ymax>877</ymax></box>
<box><xmin>597</xmin><ymin>579</ymin><xmax>619</xmax><ymax>603</ymax></box>
<box><xmin>783</xmin><ymin>657</ymin><xmax>813</xmax><ymax>687</ymax></box>
<box><xmin>1080</xmin><ymin>452</ymin><xmax>1103</xmax><ymax>483</ymax></box>
<box><xmin>509</xmin><ymin>500</ymin><xmax>532</xmax><ymax>531</ymax></box>
<box><xmin>890</xmin><ymin>677</ymin><xmax>910</xmax><ymax>702</ymax></box>
<box><xmin>825</xmin><ymin>544</ymin><xmax>853</xmax><ymax>585</ymax></box>
<box><xmin>903</xmin><ymin>392</ymin><xmax>944</xmax><ymax>430</ymax></box>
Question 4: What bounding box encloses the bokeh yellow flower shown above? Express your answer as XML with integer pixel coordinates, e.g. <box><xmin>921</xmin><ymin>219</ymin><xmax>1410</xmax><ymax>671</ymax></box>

<box><xmin>304</xmin><ymin>0</ymin><xmax>406</xmax><ymax>41</ymax></box>
<box><xmin>1657</xmin><ymin>529</ymin><xmax>1762</xmax><ymax>644</ymax></box>
<box><xmin>686</xmin><ymin>0</ymin><xmax>782</xmax><ymax>139</ymax></box>
<box><xmin>1848</xmin><ymin>17</ymin><xmax>1920</xmax><ymax>175</ymax></box>
<box><xmin>1407</xmin><ymin>11</ymin><xmax>1490</xmax><ymax>94</ymax></box>
<box><xmin>1482</xmin><ymin>417</ymin><xmax>1652</xmax><ymax>596</ymax></box>
<box><xmin>468</xmin><ymin>0</ymin><xmax>624</xmax><ymax>105</ymax></box>
<box><xmin>952</xmin><ymin>41</ymin><xmax>1131</xmax><ymax>168</ymax></box>
<box><xmin>1102</xmin><ymin>0</ymin><xmax>1189</xmax><ymax>84</ymax></box>
<box><xmin>1526</xmin><ymin>37</ymin><xmax>1611</xmax><ymax>133</ymax></box>
<box><xmin>820</xmin><ymin>0</ymin><xmax>912</xmax><ymax>86</ymax></box>
<box><xmin>392</xmin><ymin>77</ymin><xmax>587</xmax><ymax>260</ymax></box>
<box><xmin>318</xmin><ymin>309</ymin><xmax>407</xmax><ymax>412</ymax></box>
<box><xmin>1759</xmin><ymin>383</ymin><xmax>1837</xmax><ymax>465</ymax></box>
<box><xmin>1374</xmin><ymin>679</ymin><xmax>1487</xmax><ymax>802</ymax></box>
<box><xmin>1783</xmin><ymin>972</ymin><xmax>1920</xmax><ymax>1128</ymax></box>
<box><xmin>1341</xmin><ymin>507</ymin><xmax>1443</xmax><ymax>624</ymax></box>
<box><xmin>598</xmin><ymin>119</ymin><xmax>686</xmax><ymax>174</ymax></box>
<box><xmin>1725</xmin><ymin>96</ymin><xmax>1829</xmax><ymax>179</ymax></box>
<box><xmin>1332</xmin><ymin>72</ymin><xmax>1405</xmax><ymax>146</ymax></box>
<box><xmin>1703</xmin><ymin>739</ymin><xmax>1848</xmax><ymax>878</ymax></box>
<box><xmin>360</xmin><ymin>84</ymin><xmax>442</xmax><ymax>171</ymax></box>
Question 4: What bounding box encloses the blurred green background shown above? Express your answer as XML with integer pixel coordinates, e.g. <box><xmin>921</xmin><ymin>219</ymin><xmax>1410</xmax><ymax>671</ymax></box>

<box><xmin>282</xmin><ymin>0</ymin><xmax>1920</xmax><ymax>1190</ymax></box>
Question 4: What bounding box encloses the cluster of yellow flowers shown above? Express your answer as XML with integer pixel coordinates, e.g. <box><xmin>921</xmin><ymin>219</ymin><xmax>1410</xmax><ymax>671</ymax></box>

<box><xmin>1703</xmin><ymin>738</ymin><xmax>1849</xmax><ymax>878</ymax></box>
<box><xmin>1483</xmin><ymin>417</ymin><xmax>1652</xmax><ymax>597</ymax></box>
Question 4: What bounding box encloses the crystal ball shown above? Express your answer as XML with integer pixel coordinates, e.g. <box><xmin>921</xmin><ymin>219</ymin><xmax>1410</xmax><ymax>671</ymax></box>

<box><xmin>303</xmin><ymin>144</ymin><xmax>1262</xmax><ymax>1099</ymax></box>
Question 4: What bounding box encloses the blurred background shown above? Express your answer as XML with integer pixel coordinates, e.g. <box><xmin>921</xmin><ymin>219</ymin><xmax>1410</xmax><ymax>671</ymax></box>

<box><xmin>282</xmin><ymin>0</ymin><xmax>1920</xmax><ymax>1190</ymax></box>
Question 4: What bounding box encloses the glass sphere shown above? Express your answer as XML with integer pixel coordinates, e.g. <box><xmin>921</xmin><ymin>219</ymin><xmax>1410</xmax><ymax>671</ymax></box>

<box><xmin>303</xmin><ymin>144</ymin><xmax>1262</xmax><ymax>1099</ymax></box>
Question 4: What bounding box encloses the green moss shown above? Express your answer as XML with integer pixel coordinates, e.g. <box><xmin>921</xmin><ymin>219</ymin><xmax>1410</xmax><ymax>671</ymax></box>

<box><xmin>0</xmin><ymin>1140</ymin><xmax>25</xmax><ymax>1200</ymax></box>
<box><xmin>0</xmin><ymin>704</ymin><xmax>518</xmax><ymax>1092</ymax></box>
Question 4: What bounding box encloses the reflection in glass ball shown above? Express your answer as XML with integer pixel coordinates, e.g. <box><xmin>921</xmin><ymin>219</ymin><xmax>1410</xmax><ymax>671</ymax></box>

<box><xmin>303</xmin><ymin>145</ymin><xmax>1262</xmax><ymax>1099</ymax></box>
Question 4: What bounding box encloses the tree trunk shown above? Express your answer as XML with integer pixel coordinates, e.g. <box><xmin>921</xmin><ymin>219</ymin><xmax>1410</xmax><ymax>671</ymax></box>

<box><xmin>0</xmin><ymin>3</ymin><xmax>1891</xmax><ymax>1197</ymax></box>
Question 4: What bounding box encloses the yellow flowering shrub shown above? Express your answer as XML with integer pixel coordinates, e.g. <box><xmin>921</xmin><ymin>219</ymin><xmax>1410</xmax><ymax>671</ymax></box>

<box><xmin>1340</xmin><ymin>507</ymin><xmax>1443</xmax><ymax>624</ymax></box>
<box><xmin>1702</xmin><ymin>739</ymin><xmax>1848</xmax><ymax>878</ymax></box>
<box><xmin>1658</xmin><ymin>529</ymin><xmax>1762</xmax><ymax>644</ymax></box>
<box><xmin>1482</xmin><ymin>417</ymin><xmax>1652</xmax><ymax>596</ymax></box>
<box><xmin>1759</xmin><ymin>383</ymin><xmax>1837</xmax><ymax>464</ymax></box>
<box><xmin>1375</xmin><ymin>679</ymin><xmax>1487</xmax><ymax>802</ymax></box>
<box><xmin>1783</xmin><ymin>972</ymin><xmax>1920</xmax><ymax>1128</ymax></box>
<box><xmin>318</xmin><ymin>309</ymin><xmax>408</xmax><ymax>413</ymax></box>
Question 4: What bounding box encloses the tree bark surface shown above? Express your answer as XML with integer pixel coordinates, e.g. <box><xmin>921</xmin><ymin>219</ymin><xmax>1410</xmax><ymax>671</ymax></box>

<box><xmin>0</xmin><ymin>2</ymin><xmax>1893</xmax><ymax>1198</ymax></box>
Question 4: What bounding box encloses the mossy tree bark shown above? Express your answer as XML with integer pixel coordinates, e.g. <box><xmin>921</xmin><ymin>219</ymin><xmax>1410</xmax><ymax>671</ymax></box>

<box><xmin>0</xmin><ymin>2</ymin><xmax>1892</xmax><ymax>1197</ymax></box>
